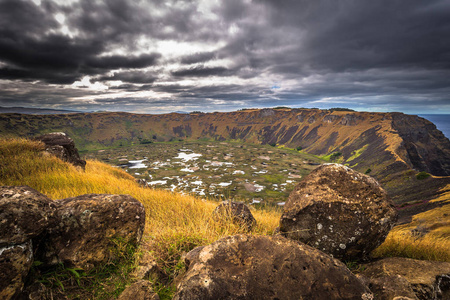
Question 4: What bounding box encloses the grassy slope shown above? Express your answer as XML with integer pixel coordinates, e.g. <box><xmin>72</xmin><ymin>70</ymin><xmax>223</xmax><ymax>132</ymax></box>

<box><xmin>0</xmin><ymin>138</ymin><xmax>279</xmax><ymax>298</ymax></box>
<box><xmin>1</xmin><ymin>138</ymin><xmax>449</xmax><ymax>298</ymax></box>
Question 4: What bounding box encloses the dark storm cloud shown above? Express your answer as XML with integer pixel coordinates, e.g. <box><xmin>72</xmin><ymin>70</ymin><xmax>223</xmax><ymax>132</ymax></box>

<box><xmin>0</xmin><ymin>0</ymin><xmax>161</xmax><ymax>85</ymax></box>
<box><xmin>99</xmin><ymin>71</ymin><xmax>158</xmax><ymax>84</ymax></box>
<box><xmin>171</xmin><ymin>66</ymin><xmax>231</xmax><ymax>77</ymax></box>
<box><xmin>180</xmin><ymin>52</ymin><xmax>217</xmax><ymax>65</ymax></box>
<box><xmin>0</xmin><ymin>0</ymin><xmax>449</xmax><ymax>113</ymax></box>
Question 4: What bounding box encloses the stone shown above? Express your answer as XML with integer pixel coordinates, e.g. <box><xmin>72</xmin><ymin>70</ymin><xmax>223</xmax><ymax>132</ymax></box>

<box><xmin>132</xmin><ymin>251</ymin><xmax>165</xmax><ymax>282</ymax></box>
<box><xmin>34</xmin><ymin>132</ymin><xmax>86</xmax><ymax>169</ymax></box>
<box><xmin>0</xmin><ymin>241</ymin><xmax>33</xmax><ymax>300</ymax></box>
<box><xmin>357</xmin><ymin>274</ymin><xmax>418</xmax><ymax>300</ymax></box>
<box><xmin>280</xmin><ymin>163</ymin><xmax>397</xmax><ymax>261</ymax></box>
<box><xmin>173</xmin><ymin>234</ymin><xmax>373</xmax><ymax>300</ymax></box>
<box><xmin>118</xmin><ymin>280</ymin><xmax>160</xmax><ymax>300</ymax></box>
<box><xmin>19</xmin><ymin>282</ymin><xmax>59</xmax><ymax>300</ymax></box>
<box><xmin>0</xmin><ymin>186</ymin><xmax>56</xmax><ymax>246</ymax></box>
<box><xmin>213</xmin><ymin>201</ymin><xmax>256</xmax><ymax>231</ymax></box>
<box><xmin>360</xmin><ymin>257</ymin><xmax>450</xmax><ymax>300</ymax></box>
<box><xmin>39</xmin><ymin>193</ymin><xmax>145</xmax><ymax>270</ymax></box>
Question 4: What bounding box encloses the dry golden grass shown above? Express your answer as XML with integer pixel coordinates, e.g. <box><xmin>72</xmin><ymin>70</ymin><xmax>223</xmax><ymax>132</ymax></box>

<box><xmin>372</xmin><ymin>204</ymin><xmax>450</xmax><ymax>262</ymax></box>
<box><xmin>0</xmin><ymin>138</ymin><xmax>280</xmax><ymax>287</ymax></box>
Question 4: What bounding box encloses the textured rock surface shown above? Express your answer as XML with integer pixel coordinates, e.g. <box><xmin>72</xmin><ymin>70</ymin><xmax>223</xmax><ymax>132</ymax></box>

<box><xmin>0</xmin><ymin>186</ymin><xmax>56</xmax><ymax>246</ymax></box>
<box><xmin>0</xmin><ymin>241</ymin><xmax>33</xmax><ymax>300</ymax></box>
<box><xmin>361</xmin><ymin>257</ymin><xmax>450</xmax><ymax>300</ymax></box>
<box><xmin>213</xmin><ymin>201</ymin><xmax>256</xmax><ymax>231</ymax></box>
<box><xmin>357</xmin><ymin>274</ymin><xmax>418</xmax><ymax>300</ymax></box>
<box><xmin>39</xmin><ymin>194</ymin><xmax>145</xmax><ymax>269</ymax></box>
<box><xmin>280</xmin><ymin>164</ymin><xmax>397</xmax><ymax>260</ymax></box>
<box><xmin>118</xmin><ymin>280</ymin><xmax>160</xmax><ymax>300</ymax></box>
<box><xmin>174</xmin><ymin>234</ymin><xmax>373</xmax><ymax>300</ymax></box>
<box><xmin>34</xmin><ymin>132</ymin><xmax>86</xmax><ymax>169</ymax></box>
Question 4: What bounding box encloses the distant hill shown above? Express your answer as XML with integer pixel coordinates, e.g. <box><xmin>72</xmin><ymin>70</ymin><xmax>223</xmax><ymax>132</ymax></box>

<box><xmin>0</xmin><ymin>106</ymin><xmax>81</xmax><ymax>115</ymax></box>
<box><xmin>1</xmin><ymin>108</ymin><xmax>449</xmax><ymax>212</ymax></box>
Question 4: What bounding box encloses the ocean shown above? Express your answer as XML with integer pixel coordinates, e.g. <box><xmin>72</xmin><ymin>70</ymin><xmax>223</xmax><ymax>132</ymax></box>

<box><xmin>419</xmin><ymin>114</ymin><xmax>450</xmax><ymax>139</ymax></box>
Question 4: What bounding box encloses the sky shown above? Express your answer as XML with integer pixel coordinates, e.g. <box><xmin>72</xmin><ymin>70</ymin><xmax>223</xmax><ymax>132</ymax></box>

<box><xmin>0</xmin><ymin>0</ymin><xmax>449</xmax><ymax>114</ymax></box>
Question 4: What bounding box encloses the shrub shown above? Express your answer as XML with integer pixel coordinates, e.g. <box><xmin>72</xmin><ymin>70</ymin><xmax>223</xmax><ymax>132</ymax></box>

<box><xmin>416</xmin><ymin>171</ymin><xmax>431</xmax><ymax>180</ymax></box>
<box><xmin>330</xmin><ymin>152</ymin><xmax>342</xmax><ymax>161</ymax></box>
<box><xmin>365</xmin><ymin>168</ymin><xmax>372</xmax><ymax>174</ymax></box>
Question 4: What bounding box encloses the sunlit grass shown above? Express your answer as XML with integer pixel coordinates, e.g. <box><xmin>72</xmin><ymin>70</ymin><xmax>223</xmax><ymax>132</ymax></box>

<box><xmin>372</xmin><ymin>204</ymin><xmax>450</xmax><ymax>262</ymax></box>
<box><xmin>0</xmin><ymin>138</ymin><xmax>280</xmax><ymax>298</ymax></box>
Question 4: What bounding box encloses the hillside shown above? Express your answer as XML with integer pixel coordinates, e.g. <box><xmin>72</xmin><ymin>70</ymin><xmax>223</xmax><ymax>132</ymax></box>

<box><xmin>1</xmin><ymin>108</ymin><xmax>449</xmax><ymax>212</ymax></box>
<box><xmin>1</xmin><ymin>137</ymin><xmax>449</xmax><ymax>299</ymax></box>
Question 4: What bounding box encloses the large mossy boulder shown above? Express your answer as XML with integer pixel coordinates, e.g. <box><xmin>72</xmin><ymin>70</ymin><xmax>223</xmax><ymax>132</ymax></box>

<box><xmin>174</xmin><ymin>234</ymin><xmax>373</xmax><ymax>300</ymax></box>
<box><xmin>0</xmin><ymin>186</ymin><xmax>56</xmax><ymax>246</ymax></box>
<box><xmin>39</xmin><ymin>194</ymin><xmax>145</xmax><ymax>270</ymax></box>
<box><xmin>280</xmin><ymin>163</ymin><xmax>397</xmax><ymax>261</ymax></box>
<box><xmin>0</xmin><ymin>186</ymin><xmax>56</xmax><ymax>300</ymax></box>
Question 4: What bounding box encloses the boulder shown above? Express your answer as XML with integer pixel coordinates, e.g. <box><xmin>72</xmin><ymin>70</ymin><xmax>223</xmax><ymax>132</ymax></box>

<box><xmin>173</xmin><ymin>234</ymin><xmax>373</xmax><ymax>300</ymax></box>
<box><xmin>0</xmin><ymin>241</ymin><xmax>33</xmax><ymax>300</ymax></box>
<box><xmin>34</xmin><ymin>132</ymin><xmax>86</xmax><ymax>169</ymax></box>
<box><xmin>213</xmin><ymin>201</ymin><xmax>256</xmax><ymax>231</ymax></box>
<box><xmin>118</xmin><ymin>280</ymin><xmax>160</xmax><ymax>300</ymax></box>
<box><xmin>360</xmin><ymin>257</ymin><xmax>450</xmax><ymax>300</ymax></box>
<box><xmin>0</xmin><ymin>186</ymin><xmax>56</xmax><ymax>246</ymax></box>
<box><xmin>280</xmin><ymin>163</ymin><xmax>397</xmax><ymax>261</ymax></box>
<box><xmin>39</xmin><ymin>194</ymin><xmax>145</xmax><ymax>270</ymax></box>
<box><xmin>357</xmin><ymin>274</ymin><xmax>418</xmax><ymax>300</ymax></box>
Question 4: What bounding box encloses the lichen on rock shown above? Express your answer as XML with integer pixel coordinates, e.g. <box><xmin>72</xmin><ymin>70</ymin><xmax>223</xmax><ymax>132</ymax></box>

<box><xmin>280</xmin><ymin>163</ymin><xmax>398</xmax><ymax>261</ymax></box>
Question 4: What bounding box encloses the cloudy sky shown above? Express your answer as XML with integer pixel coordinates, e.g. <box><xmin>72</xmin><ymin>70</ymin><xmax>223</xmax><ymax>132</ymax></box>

<box><xmin>0</xmin><ymin>0</ymin><xmax>449</xmax><ymax>114</ymax></box>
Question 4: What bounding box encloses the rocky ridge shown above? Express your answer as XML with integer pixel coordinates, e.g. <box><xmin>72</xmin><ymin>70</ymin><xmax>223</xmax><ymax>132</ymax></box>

<box><xmin>1</xmin><ymin>108</ymin><xmax>449</xmax><ymax>208</ymax></box>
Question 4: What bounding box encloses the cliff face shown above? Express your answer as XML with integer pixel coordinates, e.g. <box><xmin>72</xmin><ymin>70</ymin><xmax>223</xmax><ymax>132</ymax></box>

<box><xmin>391</xmin><ymin>113</ymin><xmax>450</xmax><ymax>176</ymax></box>
<box><xmin>1</xmin><ymin>108</ymin><xmax>449</xmax><ymax>204</ymax></box>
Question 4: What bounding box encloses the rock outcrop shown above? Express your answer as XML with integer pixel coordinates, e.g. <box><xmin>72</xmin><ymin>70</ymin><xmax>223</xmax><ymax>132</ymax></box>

<box><xmin>213</xmin><ymin>201</ymin><xmax>256</xmax><ymax>231</ymax></box>
<box><xmin>359</xmin><ymin>257</ymin><xmax>450</xmax><ymax>300</ymax></box>
<box><xmin>280</xmin><ymin>164</ymin><xmax>397</xmax><ymax>261</ymax></box>
<box><xmin>0</xmin><ymin>186</ymin><xmax>56</xmax><ymax>300</ymax></box>
<box><xmin>174</xmin><ymin>234</ymin><xmax>373</xmax><ymax>300</ymax></box>
<box><xmin>34</xmin><ymin>132</ymin><xmax>86</xmax><ymax>169</ymax></box>
<box><xmin>0</xmin><ymin>186</ymin><xmax>56</xmax><ymax>246</ymax></box>
<box><xmin>39</xmin><ymin>194</ymin><xmax>145</xmax><ymax>270</ymax></box>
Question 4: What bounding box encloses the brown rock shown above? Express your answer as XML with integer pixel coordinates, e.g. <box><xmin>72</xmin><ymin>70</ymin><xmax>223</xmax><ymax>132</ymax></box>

<box><xmin>39</xmin><ymin>194</ymin><xmax>145</xmax><ymax>270</ymax></box>
<box><xmin>34</xmin><ymin>132</ymin><xmax>86</xmax><ymax>169</ymax></box>
<box><xmin>0</xmin><ymin>241</ymin><xmax>33</xmax><ymax>300</ymax></box>
<box><xmin>213</xmin><ymin>201</ymin><xmax>256</xmax><ymax>231</ymax></box>
<box><xmin>361</xmin><ymin>257</ymin><xmax>450</xmax><ymax>300</ymax></box>
<box><xmin>132</xmin><ymin>251</ymin><xmax>165</xmax><ymax>282</ymax></box>
<box><xmin>0</xmin><ymin>186</ymin><xmax>56</xmax><ymax>246</ymax></box>
<box><xmin>118</xmin><ymin>280</ymin><xmax>160</xmax><ymax>300</ymax></box>
<box><xmin>357</xmin><ymin>273</ymin><xmax>418</xmax><ymax>300</ymax></box>
<box><xmin>173</xmin><ymin>234</ymin><xmax>373</xmax><ymax>300</ymax></box>
<box><xmin>280</xmin><ymin>163</ymin><xmax>397</xmax><ymax>261</ymax></box>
